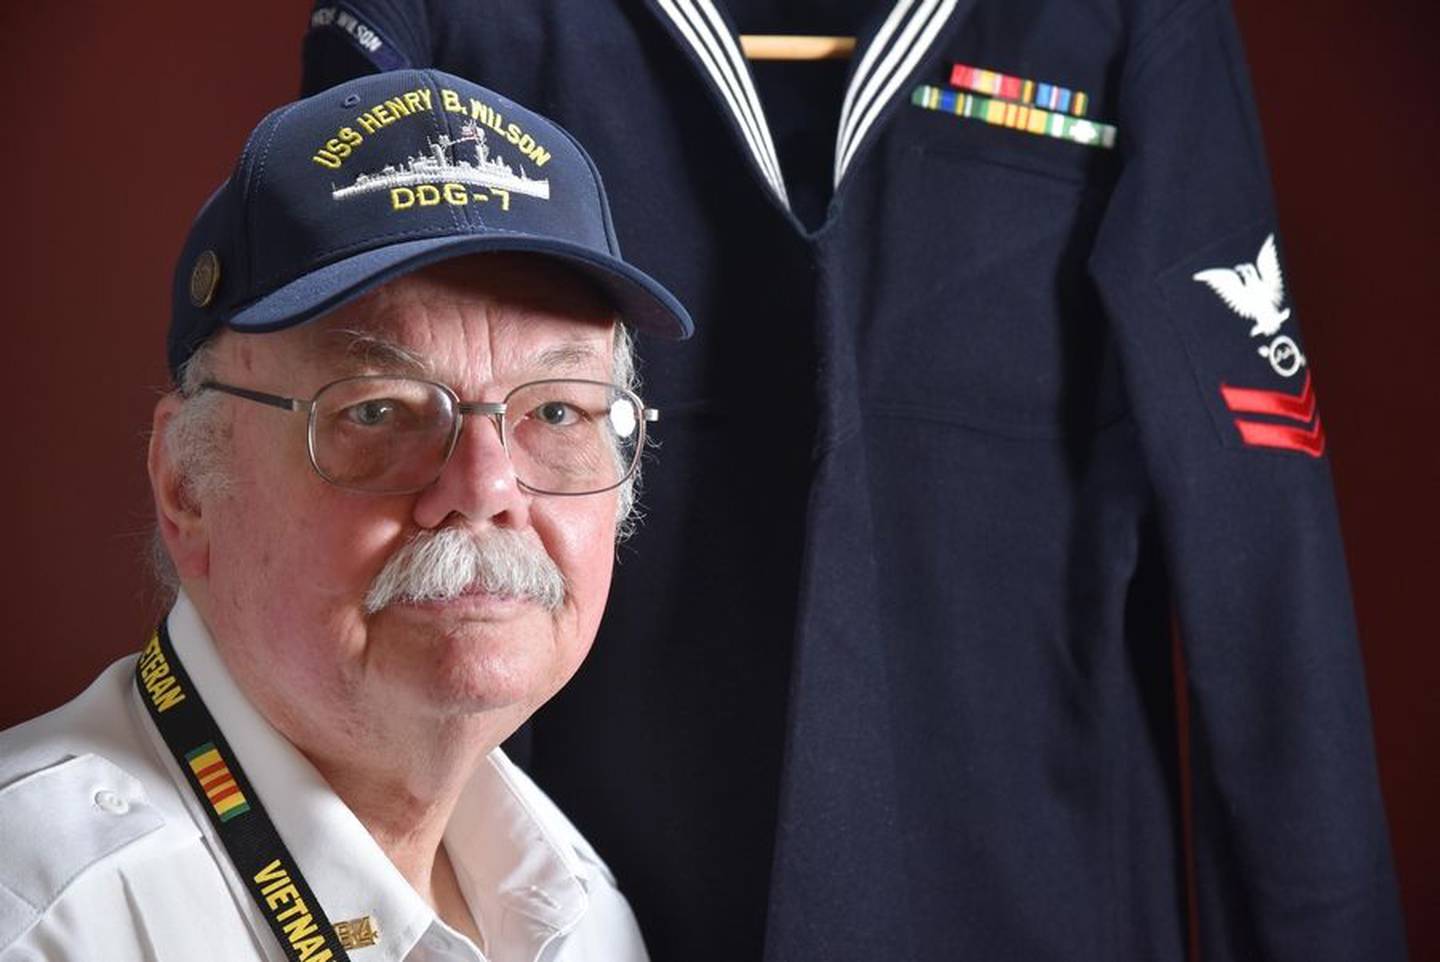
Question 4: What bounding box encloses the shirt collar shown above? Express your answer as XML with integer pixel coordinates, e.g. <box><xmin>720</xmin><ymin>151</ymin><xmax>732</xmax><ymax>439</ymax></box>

<box><xmin>160</xmin><ymin>591</ymin><xmax>588</xmax><ymax>961</ymax></box>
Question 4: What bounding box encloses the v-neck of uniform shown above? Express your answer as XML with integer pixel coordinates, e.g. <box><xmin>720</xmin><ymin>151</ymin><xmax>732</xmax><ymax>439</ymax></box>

<box><xmin>642</xmin><ymin>0</ymin><xmax>973</xmax><ymax>235</ymax></box>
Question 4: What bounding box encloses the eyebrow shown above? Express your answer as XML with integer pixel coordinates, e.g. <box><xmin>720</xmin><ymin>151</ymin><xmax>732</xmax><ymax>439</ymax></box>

<box><xmin>319</xmin><ymin>329</ymin><xmax>609</xmax><ymax>381</ymax></box>
<box><xmin>326</xmin><ymin>328</ymin><xmax>434</xmax><ymax>377</ymax></box>
<box><xmin>529</xmin><ymin>341</ymin><xmax>608</xmax><ymax>376</ymax></box>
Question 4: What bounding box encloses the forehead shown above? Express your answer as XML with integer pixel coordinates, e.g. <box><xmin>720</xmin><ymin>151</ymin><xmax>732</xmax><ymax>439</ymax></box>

<box><xmin>289</xmin><ymin>255</ymin><xmax>617</xmax><ymax>381</ymax></box>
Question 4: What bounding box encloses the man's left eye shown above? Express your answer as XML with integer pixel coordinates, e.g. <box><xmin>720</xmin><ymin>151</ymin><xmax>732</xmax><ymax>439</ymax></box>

<box><xmin>530</xmin><ymin>401</ymin><xmax>582</xmax><ymax>426</ymax></box>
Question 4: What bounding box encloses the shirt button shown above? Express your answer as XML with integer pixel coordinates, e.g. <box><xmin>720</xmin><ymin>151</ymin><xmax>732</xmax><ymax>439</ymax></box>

<box><xmin>94</xmin><ymin>789</ymin><xmax>130</xmax><ymax>815</ymax></box>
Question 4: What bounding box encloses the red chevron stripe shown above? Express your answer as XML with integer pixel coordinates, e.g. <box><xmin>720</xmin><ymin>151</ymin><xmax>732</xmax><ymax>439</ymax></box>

<box><xmin>1220</xmin><ymin>372</ymin><xmax>1315</xmax><ymax>422</ymax></box>
<box><xmin>1233</xmin><ymin>416</ymin><xmax>1326</xmax><ymax>457</ymax></box>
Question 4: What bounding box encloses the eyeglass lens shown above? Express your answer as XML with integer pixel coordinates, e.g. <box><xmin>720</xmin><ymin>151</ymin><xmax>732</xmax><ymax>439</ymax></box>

<box><xmin>308</xmin><ymin>377</ymin><xmax>642</xmax><ymax>495</ymax></box>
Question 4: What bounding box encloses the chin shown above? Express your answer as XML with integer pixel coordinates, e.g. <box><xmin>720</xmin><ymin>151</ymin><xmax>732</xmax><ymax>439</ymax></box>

<box><xmin>380</xmin><ymin>612</ymin><xmax>582</xmax><ymax>717</ymax></box>
<box><xmin>429</xmin><ymin>653</ymin><xmax>550</xmax><ymax>713</ymax></box>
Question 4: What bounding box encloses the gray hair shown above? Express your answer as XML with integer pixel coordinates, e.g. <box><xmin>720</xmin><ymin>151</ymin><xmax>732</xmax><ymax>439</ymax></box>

<box><xmin>147</xmin><ymin>340</ymin><xmax>229</xmax><ymax>602</ymax></box>
<box><xmin>149</xmin><ymin>319</ymin><xmax>644</xmax><ymax>602</ymax></box>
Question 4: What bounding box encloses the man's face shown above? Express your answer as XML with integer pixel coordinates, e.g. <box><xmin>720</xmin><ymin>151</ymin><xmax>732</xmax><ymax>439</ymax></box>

<box><xmin>187</xmin><ymin>255</ymin><xmax>621</xmax><ymax>745</ymax></box>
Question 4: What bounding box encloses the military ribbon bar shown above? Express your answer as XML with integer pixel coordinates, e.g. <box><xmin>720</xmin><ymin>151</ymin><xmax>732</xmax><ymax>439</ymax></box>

<box><xmin>949</xmin><ymin>63</ymin><xmax>1089</xmax><ymax>117</ymax></box>
<box><xmin>186</xmin><ymin>743</ymin><xmax>252</xmax><ymax>822</ymax></box>
<box><xmin>911</xmin><ymin>85</ymin><xmax>1117</xmax><ymax>149</ymax></box>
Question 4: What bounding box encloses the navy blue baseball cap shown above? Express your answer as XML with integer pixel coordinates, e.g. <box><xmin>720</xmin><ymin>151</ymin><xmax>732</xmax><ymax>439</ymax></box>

<box><xmin>169</xmin><ymin>69</ymin><xmax>692</xmax><ymax>379</ymax></box>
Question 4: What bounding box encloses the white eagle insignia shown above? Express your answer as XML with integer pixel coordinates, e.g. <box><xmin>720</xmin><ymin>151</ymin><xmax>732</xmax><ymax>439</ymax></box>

<box><xmin>1192</xmin><ymin>233</ymin><xmax>1290</xmax><ymax>338</ymax></box>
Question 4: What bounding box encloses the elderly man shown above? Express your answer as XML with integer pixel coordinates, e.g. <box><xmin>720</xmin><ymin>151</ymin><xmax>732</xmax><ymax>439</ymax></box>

<box><xmin>0</xmin><ymin>69</ymin><xmax>690</xmax><ymax>962</ymax></box>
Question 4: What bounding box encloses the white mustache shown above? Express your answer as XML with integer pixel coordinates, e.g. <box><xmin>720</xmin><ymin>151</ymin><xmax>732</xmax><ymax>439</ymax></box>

<box><xmin>363</xmin><ymin>527</ymin><xmax>567</xmax><ymax>614</ymax></box>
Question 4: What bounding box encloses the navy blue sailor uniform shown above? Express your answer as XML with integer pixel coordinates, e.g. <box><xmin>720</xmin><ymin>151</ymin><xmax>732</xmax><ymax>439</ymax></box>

<box><xmin>302</xmin><ymin>2</ymin><xmax>1407</xmax><ymax>960</ymax></box>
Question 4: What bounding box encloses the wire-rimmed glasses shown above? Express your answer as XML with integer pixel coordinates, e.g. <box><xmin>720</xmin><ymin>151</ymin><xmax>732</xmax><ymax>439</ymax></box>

<box><xmin>200</xmin><ymin>375</ymin><xmax>657</xmax><ymax>496</ymax></box>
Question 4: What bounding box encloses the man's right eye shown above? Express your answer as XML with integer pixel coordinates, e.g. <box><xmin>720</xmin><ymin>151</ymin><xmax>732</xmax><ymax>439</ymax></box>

<box><xmin>345</xmin><ymin>399</ymin><xmax>397</xmax><ymax>426</ymax></box>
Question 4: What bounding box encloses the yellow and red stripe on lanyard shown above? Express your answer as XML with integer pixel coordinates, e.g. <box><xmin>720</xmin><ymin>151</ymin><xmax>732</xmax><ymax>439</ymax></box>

<box><xmin>185</xmin><ymin>743</ymin><xmax>252</xmax><ymax>822</ymax></box>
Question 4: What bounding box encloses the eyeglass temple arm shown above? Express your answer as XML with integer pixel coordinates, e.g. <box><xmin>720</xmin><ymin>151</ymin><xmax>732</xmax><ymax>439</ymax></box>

<box><xmin>200</xmin><ymin>381</ymin><xmax>305</xmax><ymax>412</ymax></box>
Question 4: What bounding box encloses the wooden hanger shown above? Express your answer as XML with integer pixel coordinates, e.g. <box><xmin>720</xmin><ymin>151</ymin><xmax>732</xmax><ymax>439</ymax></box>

<box><xmin>740</xmin><ymin>35</ymin><xmax>857</xmax><ymax>60</ymax></box>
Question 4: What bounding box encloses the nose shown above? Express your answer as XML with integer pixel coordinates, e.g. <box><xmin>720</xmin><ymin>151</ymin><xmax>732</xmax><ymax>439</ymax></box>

<box><xmin>411</xmin><ymin>409</ymin><xmax>530</xmax><ymax>530</ymax></box>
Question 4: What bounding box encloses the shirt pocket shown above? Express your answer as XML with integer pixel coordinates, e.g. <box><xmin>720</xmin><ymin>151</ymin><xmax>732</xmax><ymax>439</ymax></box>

<box><xmin>858</xmin><ymin>115</ymin><xmax>1127</xmax><ymax>439</ymax></box>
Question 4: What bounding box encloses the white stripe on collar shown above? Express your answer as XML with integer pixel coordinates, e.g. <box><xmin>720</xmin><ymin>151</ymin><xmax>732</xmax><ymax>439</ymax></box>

<box><xmin>653</xmin><ymin>0</ymin><xmax>790</xmax><ymax>207</ymax></box>
<box><xmin>688</xmin><ymin>0</ymin><xmax>789</xmax><ymax>205</ymax></box>
<box><xmin>833</xmin><ymin>0</ymin><xmax>917</xmax><ymax>186</ymax></box>
<box><xmin>834</xmin><ymin>0</ymin><xmax>960</xmax><ymax>186</ymax></box>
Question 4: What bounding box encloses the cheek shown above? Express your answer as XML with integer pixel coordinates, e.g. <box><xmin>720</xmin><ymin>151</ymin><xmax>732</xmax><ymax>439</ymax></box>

<box><xmin>538</xmin><ymin>498</ymin><xmax>618</xmax><ymax>636</ymax></box>
<box><xmin>210</xmin><ymin>427</ymin><xmax>413</xmax><ymax>616</ymax></box>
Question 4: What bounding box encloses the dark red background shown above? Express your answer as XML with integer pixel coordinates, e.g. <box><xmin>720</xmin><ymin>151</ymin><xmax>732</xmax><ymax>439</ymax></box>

<box><xmin>1</xmin><ymin>3</ymin><xmax>1434</xmax><ymax>956</ymax></box>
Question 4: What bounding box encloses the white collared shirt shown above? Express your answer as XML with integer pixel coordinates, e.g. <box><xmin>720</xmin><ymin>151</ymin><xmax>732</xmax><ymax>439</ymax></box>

<box><xmin>0</xmin><ymin>594</ymin><xmax>650</xmax><ymax>962</ymax></box>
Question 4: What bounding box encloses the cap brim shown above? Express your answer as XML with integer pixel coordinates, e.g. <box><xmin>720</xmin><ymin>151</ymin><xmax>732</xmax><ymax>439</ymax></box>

<box><xmin>226</xmin><ymin>234</ymin><xmax>693</xmax><ymax>340</ymax></box>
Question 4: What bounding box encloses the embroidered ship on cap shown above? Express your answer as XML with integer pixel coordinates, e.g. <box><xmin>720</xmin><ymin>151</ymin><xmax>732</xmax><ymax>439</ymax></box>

<box><xmin>332</xmin><ymin>121</ymin><xmax>550</xmax><ymax>201</ymax></box>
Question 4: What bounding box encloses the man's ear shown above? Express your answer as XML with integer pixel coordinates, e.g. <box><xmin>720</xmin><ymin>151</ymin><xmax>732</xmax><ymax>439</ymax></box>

<box><xmin>149</xmin><ymin>395</ymin><xmax>210</xmax><ymax>580</ymax></box>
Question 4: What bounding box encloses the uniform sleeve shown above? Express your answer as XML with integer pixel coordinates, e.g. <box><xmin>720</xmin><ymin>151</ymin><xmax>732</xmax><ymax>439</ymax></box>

<box><xmin>1087</xmin><ymin>1</ymin><xmax>1407</xmax><ymax>959</ymax></box>
<box><xmin>300</xmin><ymin>0</ymin><xmax>433</xmax><ymax>95</ymax></box>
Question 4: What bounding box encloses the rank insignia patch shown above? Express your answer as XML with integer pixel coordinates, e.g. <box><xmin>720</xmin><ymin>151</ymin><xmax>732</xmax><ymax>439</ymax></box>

<box><xmin>1161</xmin><ymin>226</ymin><xmax>1326</xmax><ymax>457</ymax></box>
<box><xmin>186</xmin><ymin>742</ymin><xmax>251</xmax><ymax>822</ymax></box>
<box><xmin>1192</xmin><ymin>233</ymin><xmax>1306</xmax><ymax>378</ymax></box>
<box><xmin>1220</xmin><ymin>373</ymin><xmax>1326</xmax><ymax>457</ymax></box>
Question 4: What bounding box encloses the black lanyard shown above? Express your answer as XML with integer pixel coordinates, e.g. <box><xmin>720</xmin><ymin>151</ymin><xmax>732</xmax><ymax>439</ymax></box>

<box><xmin>135</xmin><ymin>621</ymin><xmax>353</xmax><ymax>962</ymax></box>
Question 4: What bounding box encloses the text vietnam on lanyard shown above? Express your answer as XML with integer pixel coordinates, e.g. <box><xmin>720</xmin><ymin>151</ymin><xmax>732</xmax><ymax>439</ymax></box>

<box><xmin>135</xmin><ymin>623</ymin><xmax>354</xmax><ymax>962</ymax></box>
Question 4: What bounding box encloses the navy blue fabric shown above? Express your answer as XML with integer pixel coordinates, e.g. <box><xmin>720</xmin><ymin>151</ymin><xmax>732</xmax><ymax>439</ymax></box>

<box><xmin>169</xmin><ymin>68</ymin><xmax>690</xmax><ymax>379</ymax></box>
<box><xmin>303</xmin><ymin>3</ymin><xmax>1407</xmax><ymax>960</ymax></box>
